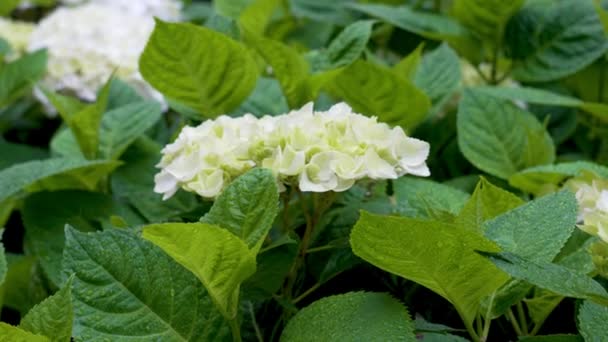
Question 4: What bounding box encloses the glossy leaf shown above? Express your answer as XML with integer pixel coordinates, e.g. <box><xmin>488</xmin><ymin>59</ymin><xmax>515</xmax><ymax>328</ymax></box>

<box><xmin>142</xmin><ymin>222</ymin><xmax>257</xmax><ymax>319</ymax></box>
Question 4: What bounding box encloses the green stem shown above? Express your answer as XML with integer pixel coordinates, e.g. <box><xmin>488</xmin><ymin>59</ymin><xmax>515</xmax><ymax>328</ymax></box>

<box><xmin>229</xmin><ymin>318</ymin><xmax>242</xmax><ymax>342</ymax></box>
<box><xmin>248</xmin><ymin>302</ymin><xmax>264</xmax><ymax>342</ymax></box>
<box><xmin>463</xmin><ymin>316</ymin><xmax>482</xmax><ymax>342</ymax></box>
<box><xmin>305</xmin><ymin>244</ymin><xmax>337</xmax><ymax>254</ymax></box>
<box><xmin>480</xmin><ymin>291</ymin><xmax>496</xmax><ymax>341</ymax></box>
<box><xmin>293</xmin><ymin>282</ymin><xmax>322</xmax><ymax>304</ymax></box>
<box><xmin>517</xmin><ymin>302</ymin><xmax>529</xmax><ymax>335</ymax></box>
<box><xmin>507</xmin><ymin>309</ymin><xmax>523</xmax><ymax>337</ymax></box>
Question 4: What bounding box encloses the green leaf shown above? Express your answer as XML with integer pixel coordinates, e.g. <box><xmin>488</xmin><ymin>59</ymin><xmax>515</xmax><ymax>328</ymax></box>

<box><xmin>289</xmin><ymin>0</ymin><xmax>354</xmax><ymax>25</ymax></box>
<box><xmin>456</xmin><ymin>178</ymin><xmax>524</xmax><ymax>233</ymax></box>
<box><xmin>106</xmin><ymin>78</ymin><xmax>144</xmax><ymax>110</ymax></box>
<box><xmin>457</xmin><ymin>89</ymin><xmax>555</xmax><ymax>179</ymax></box>
<box><xmin>281</xmin><ymin>292</ymin><xmax>416</xmax><ymax>342</ymax></box>
<box><xmin>393</xmin><ymin>177</ymin><xmax>470</xmax><ymax>219</ymax></box>
<box><xmin>325</xmin><ymin>20</ymin><xmax>375</xmax><ymax>69</ymax></box>
<box><xmin>1</xmin><ymin>255</ymin><xmax>50</xmax><ymax>315</ymax></box>
<box><xmin>508</xmin><ymin>0</ymin><xmax>608</xmax><ymax>82</ymax></box>
<box><xmin>470</xmin><ymin>86</ymin><xmax>608</xmax><ymax>123</ymax></box>
<box><xmin>23</xmin><ymin>191</ymin><xmax>114</xmax><ymax>286</ymax></box>
<box><xmin>452</xmin><ymin>0</ymin><xmax>524</xmax><ymax>42</ymax></box>
<box><xmin>393</xmin><ymin>43</ymin><xmax>424</xmax><ymax>80</ymax></box>
<box><xmin>97</xmin><ymin>101</ymin><xmax>162</xmax><ymax>159</ymax></box>
<box><xmin>140</xmin><ymin>20</ymin><xmax>258</xmax><ymax>117</ymax></box>
<box><xmin>53</xmin><ymin>79</ymin><xmax>111</xmax><ymax>159</ymax></box>
<box><xmin>485</xmin><ymin>191</ymin><xmax>578</xmax><ymax>263</ymax></box>
<box><xmin>63</xmin><ymin>227</ymin><xmax>229</xmax><ymax>341</ymax></box>
<box><xmin>509</xmin><ymin>161</ymin><xmax>608</xmax><ymax>195</ymax></box>
<box><xmin>142</xmin><ymin>222</ymin><xmax>257</xmax><ymax>319</ymax></box>
<box><xmin>242</xmin><ymin>240</ymin><xmax>297</xmax><ymax>300</ymax></box>
<box><xmin>0</xmin><ymin>229</ymin><xmax>6</xmax><ymax>286</ymax></box>
<box><xmin>0</xmin><ymin>50</ymin><xmax>47</xmax><ymax>108</ymax></box>
<box><xmin>0</xmin><ymin>140</ymin><xmax>48</xmax><ymax>170</ymax></box>
<box><xmin>414</xmin><ymin>44</ymin><xmax>461</xmax><ymax>102</ymax></box>
<box><xmin>238</xmin><ymin>0</ymin><xmax>281</xmax><ymax>35</ymax></box>
<box><xmin>350</xmin><ymin>211</ymin><xmax>508</xmax><ymax>326</ymax></box>
<box><xmin>110</xmin><ymin>138</ymin><xmax>199</xmax><ymax>223</ymax></box>
<box><xmin>481</xmin><ymin>252</ymin><xmax>608</xmax><ymax>306</ymax></box>
<box><xmin>233</xmin><ymin>77</ymin><xmax>289</xmax><ymax>117</ymax></box>
<box><xmin>326</xmin><ymin>59</ymin><xmax>431</xmax><ymax>130</ymax></box>
<box><xmin>0</xmin><ymin>158</ymin><xmax>121</xmax><ymax>203</ymax></box>
<box><xmin>578</xmin><ymin>300</ymin><xmax>608</xmax><ymax>340</ymax></box>
<box><xmin>214</xmin><ymin>0</ymin><xmax>253</xmax><ymax>18</ymax></box>
<box><xmin>201</xmin><ymin>168</ymin><xmax>279</xmax><ymax>253</ymax></box>
<box><xmin>243</xmin><ymin>32</ymin><xmax>312</xmax><ymax>108</ymax></box>
<box><xmin>20</xmin><ymin>276</ymin><xmax>73</xmax><ymax>342</ymax></box>
<box><xmin>0</xmin><ymin>323</ymin><xmax>49</xmax><ymax>342</ymax></box>
<box><xmin>519</xmin><ymin>335</ymin><xmax>583</xmax><ymax>342</ymax></box>
<box><xmin>524</xmin><ymin>288</ymin><xmax>564</xmax><ymax>327</ymax></box>
<box><xmin>347</xmin><ymin>3</ymin><xmax>467</xmax><ymax>41</ymax></box>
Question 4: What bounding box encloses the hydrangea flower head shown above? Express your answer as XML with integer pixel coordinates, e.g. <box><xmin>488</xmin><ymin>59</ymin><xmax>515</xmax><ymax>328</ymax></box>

<box><xmin>0</xmin><ymin>18</ymin><xmax>34</xmax><ymax>60</ymax></box>
<box><xmin>568</xmin><ymin>174</ymin><xmax>608</xmax><ymax>242</ymax></box>
<box><xmin>60</xmin><ymin>0</ymin><xmax>182</xmax><ymax>21</ymax></box>
<box><xmin>154</xmin><ymin>103</ymin><xmax>431</xmax><ymax>199</ymax></box>
<box><xmin>27</xmin><ymin>3</ymin><xmax>161</xmax><ymax>102</ymax></box>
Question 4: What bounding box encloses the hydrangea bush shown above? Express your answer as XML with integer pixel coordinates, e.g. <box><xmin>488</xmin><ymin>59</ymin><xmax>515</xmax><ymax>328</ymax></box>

<box><xmin>1</xmin><ymin>0</ymin><xmax>608</xmax><ymax>341</ymax></box>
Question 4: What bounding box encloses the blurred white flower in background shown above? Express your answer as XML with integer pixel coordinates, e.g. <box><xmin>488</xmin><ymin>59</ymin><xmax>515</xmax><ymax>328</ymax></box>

<box><xmin>568</xmin><ymin>175</ymin><xmax>608</xmax><ymax>243</ymax></box>
<box><xmin>0</xmin><ymin>17</ymin><xmax>34</xmax><ymax>60</ymax></box>
<box><xmin>60</xmin><ymin>0</ymin><xmax>182</xmax><ymax>21</ymax></box>
<box><xmin>27</xmin><ymin>3</ymin><xmax>162</xmax><ymax>102</ymax></box>
<box><xmin>154</xmin><ymin>102</ymin><xmax>431</xmax><ymax>200</ymax></box>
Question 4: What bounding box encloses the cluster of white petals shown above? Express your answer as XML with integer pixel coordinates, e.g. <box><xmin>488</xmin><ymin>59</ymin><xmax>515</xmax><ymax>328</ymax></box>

<box><xmin>569</xmin><ymin>177</ymin><xmax>608</xmax><ymax>243</ymax></box>
<box><xmin>0</xmin><ymin>18</ymin><xmax>34</xmax><ymax>60</ymax></box>
<box><xmin>27</xmin><ymin>3</ymin><xmax>166</xmax><ymax>102</ymax></box>
<box><xmin>60</xmin><ymin>0</ymin><xmax>182</xmax><ymax>21</ymax></box>
<box><xmin>154</xmin><ymin>103</ymin><xmax>431</xmax><ymax>200</ymax></box>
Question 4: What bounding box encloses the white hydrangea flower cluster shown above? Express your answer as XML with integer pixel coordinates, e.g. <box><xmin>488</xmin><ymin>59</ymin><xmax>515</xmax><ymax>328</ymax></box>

<box><xmin>570</xmin><ymin>177</ymin><xmax>608</xmax><ymax>243</ymax></box>
<box><xmin>27</xmin><ymin>3</ymin><xmax>166</xmax><ymax>102</ymax></box>
<box><xmin>60</xmin><ymin>0</ymin><xmax>182</xmax><ymax>21</ymax></box>
<box><xmin>0</xmin><ymin>18</ymin><xmax>34</xmax><ymax>60</ymax></box>
<box><xmin>154</xmin><ymin>103</ymin><xmax>431</xmax><ymax>200</ymax></box>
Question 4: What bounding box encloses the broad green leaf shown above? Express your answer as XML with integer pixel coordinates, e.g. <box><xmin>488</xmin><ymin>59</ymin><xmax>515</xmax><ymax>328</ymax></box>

<box><xmin>142</xmin><ymin>222</ymin><xmax>257</xmax><ymax>319</ymax></box>
<box><xmin>20</xmin><ymin>276</ymin><xmax>73</xmax><ymax>342</ymax></box>
<box><xmin>324</xmin><ymin>20</ymin><xmax>374</xmax><ymax>69</ymax></box>
<box><xmin>0</xmin><ymin>50</ymin><xmax>47</xmax><ymax>108</ymax></box>
<box><xmin>471</xmin><ymin>86</ymin><xmax>608</xmax><ymax>123</ymax></box>
<box><xmin>201</xmin><ymin>168</ymin><xmax>279</xmax><ymax>253</ymax></box>
<box><xmin>242</xmin><ymin>240</ymin><xmax>297</xmax><ymax>300</ymax></box>
<box><xmin>596</xmin><ymin>0</ymin><xmax>608</xmax><ymax>34</ymax></box>
<box><xmin>393</xmin><ymin>43</ymin><xmax>424</xmax><ymax>80</ymax></box>
<box><xmin>63</xmin><ymin>227</ymin><xmax>229</xmax><ymax>341</ymax></box>
<box><xmin>238</xmin><ymin>0</ymin><xmax>281</xmax><ymax>35</ymax></box>
<box><xmin>0</xmin><ymin>0</ymin><xmax>19</xmax><ymax>15</ymax></box>
<box><xmin>140</xmin><ymin>20</ymin><xmax>258</xmax><ymax>117</ymax></box>
<box><xmin>578</xmin><ymin>300</ymin><xmax>608</xmax><ymax>340</ymax></box>
<box><xmin>106</xmin><ymin>78</ymin><xmax>145</xmax><ymax>110</ymax></box>
<box><xmin>524</xmin><ymin>288</ymin><xmax>564</xmax><ymax>327</ymax></box>
<box><xmin>485</xmin><ymin>191</ymin><xmax>578</xmax><ymax>263</ymax></box>
<box><xmin>457</xmin><ymin>89</ymin><xmax>555</xmax><ymax>179</ymax></box>
<box><xmin>289</xmin><ymin>0</ymin><xmax>355</xmax><ymax>25</ymax></box>
<box><xmin>347</xmin><ymin>3</ymin><xmax>467</xmax><ymax>41</ymax></box>
<box><xmin>519</xmin><ymin>335</ymin><xmax>583</xmax><ymax>342</ymax></box>
<box><xmin>23</xmin><ymin>191</ymin><xmax>114</xmax><ymax>286</ymax></box>
<box><xmin>418</xmin><ymin>333</ymin><xmax>469</xmax><ymax>341</ymax></box>
<box><xmin>243</xmin><ymin>32</ymin><xmax>312</xmax><ymax>108</ymax></box>
<box><xmin>97</xmin><ymin>101</ymin><xmax>162</xmax><ymax>159</ymax></box>
<box><xmin>350</xmin><ymin>211</ymin><xmax>508</xmax><ymax>326</ymax></box>
<box><xmin>0</xmin><ymin>229</ymin><xmax>6</xmax><ymax>286</ymax></box>
<box><xmin>456</xmin><ymin>178</ymin><xmax>524</xmax><ymax>233</ymax></box>
<box><xmin>0</xmin><ymin>158</ymin><xmax>120</xmax><ymax>203</ymax></box>
<box><xmin>1</xmin><ymin>255</ymin><xmax>50</xmax><ymax>316</ymax></box>
<box><xmin>281</xmin><ymin>292</ymin><xmax>416</xmax><ymax>342</ymax></box>
<box><xmin>0</xmin><ymin>323</ymin><xmax>49</xmax><ymax>342</ymax></box>
<box><xmin>414</xmin><ymin>44</ymin><xmax>461</xmax><ymax>102</ymax></box>
<box><xmin>111</xmin><ymin>138</ymin><xmax>199</xmax><ymax>223</ymax></box>
<box><xmin>482</xmin><ymin>252</ymin><xmax>608</xmax><ymax>306</ymax></box>
<box><xmin>233</xmin><ymin>77</ymin><xmax>289</xmax><ymax>117</ymax></box>
<box><xmin>451</xmin><ymin>0</ymin><xmax>524</xmax><ymax>42</ymax></box>
<box><xmin>214</xmin><ymin>0</ymin><xmax>253</xmax><ymax>18</ymax></box>
<box><xmin>205</xmin><ymin>12</ymin><xmax>240</xmax><ymax>39</ymax></box>
<box><xmin>52</xmin><ymin>79</ymin><xmax>111</xmax><ymax>159</ymax></box>
<box><xmin>508</xmin><ymin>0</ymin><xmax>608</xmax><ymax>82</ymax></box>
<box><xmin>393</xmin><ymin>177</ymin><xmax>470</xmax><ymax>219</ymax></box>
<box><xmin>0</xmin><ymin>140</ymin><xmax>47</xmax><ymax>170</ymax></box>
<box><xmin>509</xmin><ymin>161</ymin><xmax>608</xmax><ymax>195</ymax></box>
<box><xmin>326</xmin><ymin>60</ymin><xmax>431</xmax><ymax>130</ymax></box>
